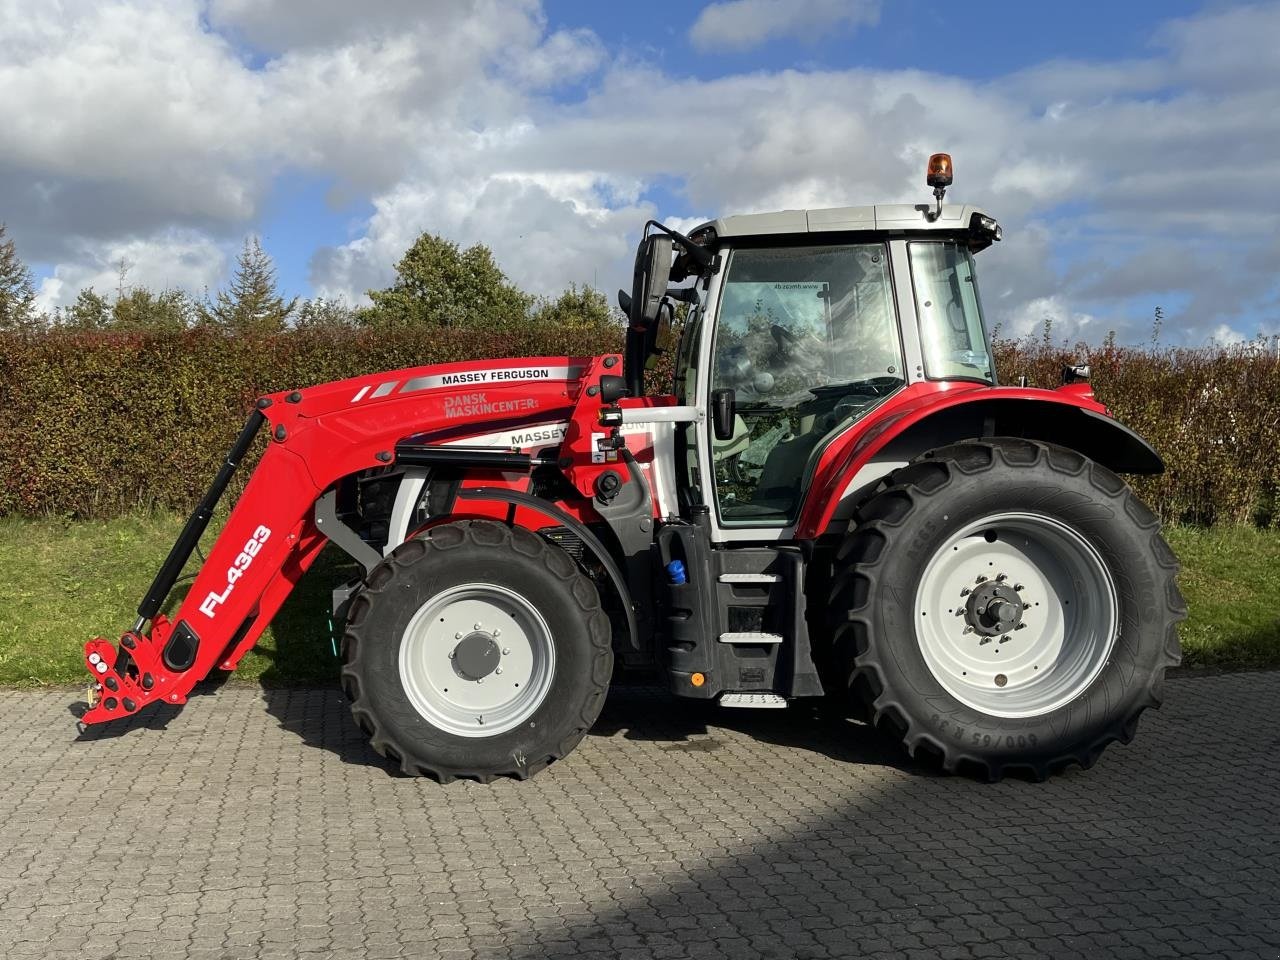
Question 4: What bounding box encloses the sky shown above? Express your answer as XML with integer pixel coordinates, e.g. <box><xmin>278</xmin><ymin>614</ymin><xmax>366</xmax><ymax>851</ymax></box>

<box><xmin>2</xmin><ymin>0</ymin><xmax>1278</xmax><ymax>346</ymax></box>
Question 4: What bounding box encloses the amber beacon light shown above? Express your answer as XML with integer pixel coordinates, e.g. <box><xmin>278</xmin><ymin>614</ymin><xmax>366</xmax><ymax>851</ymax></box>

<box><xmin>926</xmin><ymin>152</ymin><xmax>953</xmax><ymax>220</ymax></box>
<box><xmin>927</xmin><ymin>153</ymin><xmax>953</xmax><ymax>188</ymax></box>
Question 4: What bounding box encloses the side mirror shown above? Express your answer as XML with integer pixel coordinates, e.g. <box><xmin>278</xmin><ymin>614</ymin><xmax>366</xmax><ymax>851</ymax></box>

<box><xmin>629</xmin><ymin>235</ymin><xmax>673</xmax><ymax>327</ymax></box>
<box><xmin>711</xmin><ymin>388</ymin><xmax>736</xmax><ymax>441</ymax></box>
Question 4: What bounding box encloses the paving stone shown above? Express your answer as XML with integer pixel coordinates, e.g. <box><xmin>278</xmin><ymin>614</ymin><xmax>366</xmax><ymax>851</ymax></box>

<box><xmin>0</xmin><ymin>676</ymin><xmax>1275</xmax><ymax>959</ymax></box>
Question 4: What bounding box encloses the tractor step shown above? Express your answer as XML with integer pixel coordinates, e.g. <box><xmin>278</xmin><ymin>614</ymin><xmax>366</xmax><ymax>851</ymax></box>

<box><xmin>719</xmin><ymin>692</ymin><xmax>788</xmax><ymax>708</ymax></box>
<box><xmin>718</xmin><ymin>631</ymin><xmax>783</xmax><ymax>644</ymax></box>
<box><xmin>717</xmin><ymin>572</ymin><xmax>781</xmax><ymax>583</ymax></box>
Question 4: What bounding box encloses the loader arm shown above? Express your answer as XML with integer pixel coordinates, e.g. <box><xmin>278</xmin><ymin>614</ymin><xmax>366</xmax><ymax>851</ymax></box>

<box><xmin>80</xmin><ymin>354</ymin><xmax>610</xmax><ymax>724</ymax></box>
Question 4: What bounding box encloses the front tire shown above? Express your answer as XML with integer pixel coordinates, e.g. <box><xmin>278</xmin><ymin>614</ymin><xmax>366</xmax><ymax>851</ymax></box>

<box><xmin>830</xmin><ymin>438</ymin><xmax>1185</xmax><ymax>780</ymax></box>
<box><xmin>342</xmin><ymin>520</ymin><xmax>613</xmax><ymax>782</ymax></box>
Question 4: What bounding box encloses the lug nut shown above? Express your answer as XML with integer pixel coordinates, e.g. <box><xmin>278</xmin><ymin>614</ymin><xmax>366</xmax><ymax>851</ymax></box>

<box><xmin>995</xmin><ymin>573</ymin><xmax>1007</xmax><ymax>582</ymax></box>
<box><xmin>474</xmin><ymin>623</ymin><xmax>482</xmax><ymax>630</ymax></box>
<box><xmin>1014</xmin><ymin>583</ymin><xmax>1025</xmax><ymax>592</ymax></box>
<box><xmin>495</xmin><ymin>667</ymin><xmax>503</xmax><ymax>675</ymax></box>
<box><xmin>455</xmin><ymin>632</ymin><xmax>462</xmax><ymax>640</ymax></box>
<box><xmin>960</xmin><ymin>587</ymin><xmax>970</xmax><ymax>596</ymax></box>
<box><xmin>502</xmin><ymin>648</ymin><xmax>510</xmax><ymax>656</ymax></box>
<box><xmin>493</xmin><ymin>628</ymin><xmax>501</xmax><ymax>637</ymax></box>
<box><xmin>976</xmin><ymin>574</ymin><xmax>987</xmax><ymax>583</ymax></box>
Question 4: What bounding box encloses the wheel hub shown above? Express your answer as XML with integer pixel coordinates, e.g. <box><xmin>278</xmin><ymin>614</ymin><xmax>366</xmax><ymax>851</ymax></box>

<box><xmin>453</xmin><ymin>632</ymin><xmax>501</xmax><ymax>680</ymax></box>
<box><xmin>965</xmin><ymin>581</ymin><xmax>1024</xmax><ymax>637</ymax></box>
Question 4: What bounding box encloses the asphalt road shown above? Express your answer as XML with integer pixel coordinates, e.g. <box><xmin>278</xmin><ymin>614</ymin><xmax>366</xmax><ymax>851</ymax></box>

<box><xmin>1</xmin><ymin>672</ymin><xmax>1277</xmax><ymax>959</ymax></box>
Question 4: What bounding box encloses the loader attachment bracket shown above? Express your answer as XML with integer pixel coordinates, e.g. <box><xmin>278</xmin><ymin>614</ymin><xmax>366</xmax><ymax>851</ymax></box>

<box><xmin>81</xmin><ymin>615</ymin><xmax>187</xmax><ymax>724</ymax></box>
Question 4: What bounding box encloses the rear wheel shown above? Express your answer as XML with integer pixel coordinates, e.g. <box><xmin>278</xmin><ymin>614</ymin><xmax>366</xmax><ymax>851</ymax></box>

<box><xmin>342</xmin><ymin>520</ymin><xmax>612</xmax><ymax>782</ymax></box>
<box><xmin>830</xmin><ymin>438</ymin><xmax>1184</xmax><ymax>780</ymax></box>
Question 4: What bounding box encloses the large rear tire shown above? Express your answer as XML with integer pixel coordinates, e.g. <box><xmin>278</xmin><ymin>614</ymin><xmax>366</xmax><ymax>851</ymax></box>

<box><xmin>342</xmin><ymin>520</ymin><xmax>613</xmax><ymax>782</ymax></box>
<box><xmin>829</xmin><ymin>438</ymin><xmax>1184</xmax><ymax>780</ymax></box>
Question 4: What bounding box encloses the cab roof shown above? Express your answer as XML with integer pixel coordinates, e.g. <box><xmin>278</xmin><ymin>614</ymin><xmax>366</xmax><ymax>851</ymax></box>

<box><xmin>695</xmin><ymin>202</ymin><xmax>993</xmax><ymax>240</ymax></box>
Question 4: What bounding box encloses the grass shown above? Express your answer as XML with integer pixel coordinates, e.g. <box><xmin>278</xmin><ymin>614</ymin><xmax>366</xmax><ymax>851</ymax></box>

<box><xmin>0</xmin><ymin>512</ymin><xmax>355</xmax><ymax>687</ymax></box>
<box><xmin>0</xmin><ymin>514</ymin><xmax>1276</xmax><ymax>687</ymax></box>
<box><xmin>1162</xmin><ymin>526</ymin><xmax>1280</xmax><ymax>669</ymax></box>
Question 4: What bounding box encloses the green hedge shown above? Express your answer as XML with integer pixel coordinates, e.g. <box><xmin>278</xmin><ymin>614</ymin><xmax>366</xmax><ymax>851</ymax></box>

<box><xmin>0</xmin><ymin>327</ymin><xmax>624</xmax><ymax>517</ymax></box>
<box><xmin>995</xmin><ymin>341</ymin><xmax>1280</xmax><ymax>527</ymax></box>
<box><xmin>1</xmin><ymin>329</ymin><xmax>1276</xmax><ymax>525</ymax></box>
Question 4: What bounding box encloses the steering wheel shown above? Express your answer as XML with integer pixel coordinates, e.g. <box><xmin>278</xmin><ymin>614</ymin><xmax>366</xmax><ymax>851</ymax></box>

<box><xmin>808</xmin><ymin>375</ymin><xmax>901</xmax><ymax>400</ymax></box>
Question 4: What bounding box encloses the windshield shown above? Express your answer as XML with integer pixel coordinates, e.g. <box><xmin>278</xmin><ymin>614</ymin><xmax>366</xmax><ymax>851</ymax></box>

<box><xmin>909</xmin><ymin>241</ymin><xmax>993</xmax><ymax>382</ymax></box>
<box><xmin>713</xmin><ymin>244</ymin><xmax>901</xmax><ymax>408</ymax></box>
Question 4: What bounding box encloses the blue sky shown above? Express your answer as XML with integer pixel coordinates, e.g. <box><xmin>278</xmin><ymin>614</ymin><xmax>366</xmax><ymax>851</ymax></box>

<box><xmin>547</xmin><ymin>1</ymin><xmax>1203</xmax><ymax>79</ymax></box>
<box><xmin>3</xmin><ymin>0</ymin><xmax>1277</xmax><ymax>345</ymax></box>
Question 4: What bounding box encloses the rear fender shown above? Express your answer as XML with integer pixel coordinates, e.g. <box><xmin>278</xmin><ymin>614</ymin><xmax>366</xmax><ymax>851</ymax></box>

<box><xmin>797</xmin><ymin>389</ymin><xmax>1163</xmax><ymax>539</ymax></box>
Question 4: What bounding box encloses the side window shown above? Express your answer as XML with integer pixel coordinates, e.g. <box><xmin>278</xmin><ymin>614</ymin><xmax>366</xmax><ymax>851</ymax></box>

<box><xmin>709</xmin><ymin>244</ymin><xmax>902</xmax><ymax>525</ymax></box>
<box><xmin>909</xmin><ymin>242</ymin><xmax>993</xmax><ymax>382</ymax></box>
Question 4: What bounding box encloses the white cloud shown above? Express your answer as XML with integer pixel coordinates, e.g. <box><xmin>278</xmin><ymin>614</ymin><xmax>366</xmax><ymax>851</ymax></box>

<box><xmin>1208</xmin><ymin>324</ymin><xmax>1246</xmax><ymax>347</ymax></box>
<box><xmin>0</xmin><ymin>0</ymin><xmax>603</xmax><ymax>293</ymax></box>
<box><xmin>312</xmin><ymin>171</ymin><xmax>653</xmax><ymax>302</ymax></box>
<box><xmin>2</xmin><ymin>0</ymin><xmax>1278</xmax><ymax>345</ymax></box>
<box><xmin>689</xmin><ymin>0</ymin><xmax>880</xmax><ymax>53</ymax></box>
<box><xmin>1000</xmin><ymin>296</ymin><xmax>1100</xmax><ymax>345</ymax></box>
<box><xmin>35</xmin><ymin>229</ymin><xmax>226</xmax><ymax>311</ymax></box>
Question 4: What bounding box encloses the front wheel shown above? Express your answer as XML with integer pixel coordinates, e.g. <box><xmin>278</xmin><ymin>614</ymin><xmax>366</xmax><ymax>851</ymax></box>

<box><xmin>829</xmin><ymin>438</ymin><xmax>1185</xmax><ymax>780</ymax></box>
<box><xmin>341</xmin><ymin>520</ymin><xmax>613</xmax><ymax>782</ymax></box>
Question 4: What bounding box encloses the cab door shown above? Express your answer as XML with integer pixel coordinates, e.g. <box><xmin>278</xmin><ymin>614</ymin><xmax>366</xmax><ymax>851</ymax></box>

<box><xmin>697</xmin><ymin>242</ymin><xmax>906</xmax><ymax>538</ymax></box>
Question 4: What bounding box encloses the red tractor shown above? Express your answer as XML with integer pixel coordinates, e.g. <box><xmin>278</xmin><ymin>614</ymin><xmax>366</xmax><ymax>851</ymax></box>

<box><xmin>81</xmin><ymin>156</ymin><xmax>1183</xmax><ymax>781</ymax></box>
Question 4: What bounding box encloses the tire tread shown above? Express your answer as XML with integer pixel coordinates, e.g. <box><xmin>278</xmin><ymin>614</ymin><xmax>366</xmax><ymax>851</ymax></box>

<box><xmin>341</xmin><ymin>520</ymin><xmax>612</xmax><ymax>783</ymax></box>
<box><xmin>830</xmin><ymin>437</ymin><xmax>1185</xmax><ymax>781</ymax></box>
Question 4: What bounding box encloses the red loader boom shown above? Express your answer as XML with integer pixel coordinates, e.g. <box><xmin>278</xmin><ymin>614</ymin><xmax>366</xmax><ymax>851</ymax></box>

<box><xmin>82</xmin><ymin>354</ymin><xmax>623</xmax><ymax>721</ymax></box>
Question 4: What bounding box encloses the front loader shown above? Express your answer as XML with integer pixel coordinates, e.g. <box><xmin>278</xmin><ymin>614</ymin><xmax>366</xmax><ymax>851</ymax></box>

<box><xmin>82</xmin><ymin>155</ymin><xmax>1184</xmax><ymax>781</ymax></box>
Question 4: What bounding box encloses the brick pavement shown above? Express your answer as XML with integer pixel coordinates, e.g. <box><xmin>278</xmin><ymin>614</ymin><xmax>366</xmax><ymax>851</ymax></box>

<box><xmin>0</xmin><ymin>672</ymin><xmax>1277</xmax><ymax>959</ymax></box>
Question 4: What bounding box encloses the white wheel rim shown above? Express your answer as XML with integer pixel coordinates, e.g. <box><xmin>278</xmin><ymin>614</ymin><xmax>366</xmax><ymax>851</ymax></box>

<box><xmin>914</xmin><ymin>512</ymin><xmax>1118</xmax><ymax>718</ymax></box>
<box><xmin>398</xmin><ymin>583</ymin><xmax>555</xmax><ymax>738</ymax></box>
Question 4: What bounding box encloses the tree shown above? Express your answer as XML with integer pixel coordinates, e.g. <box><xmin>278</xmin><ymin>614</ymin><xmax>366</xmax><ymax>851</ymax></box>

<box><xmin>0</xmin><ymin>223</ymin><xmax>39</xmax><ymax>332</ymax></box>
<box><xmin>202</xmin><ymin>236</ymin><xmax>296</xmax><ymax>334</ymax></box>
<box><xmin>360</xmin><ymin>233</ymin><xmax>531</xmax><ymax>329</ymax></box>
<box><xmin>529</xmin><ymin>284</ymin><xmax>618</xmax><ymax>329</ymax></box>
<box><xmin>57</xmin><ymin>270</ymin><xmax>194</xmax><ymax>332</ymax></box>
<box><xmin>111</xmin><ymin>287</ymin><xmax>194</xmax><ymax>332</ymax></box>
<box><xmin>294</xmin><ymin>296</ymin><xmax>357</xmax><ymax>330</ymax></box>
<box><xmin>59</xmin><ymin>288</ymin><xmax>112</xmax><ymax>330</ymax></box>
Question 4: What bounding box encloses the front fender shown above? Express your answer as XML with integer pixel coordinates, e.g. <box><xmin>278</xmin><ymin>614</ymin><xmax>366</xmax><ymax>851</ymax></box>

<box><xmin>795</xmin><ymin>385</ymin><xmax>1163</xmax><ymax>539</ymax></box>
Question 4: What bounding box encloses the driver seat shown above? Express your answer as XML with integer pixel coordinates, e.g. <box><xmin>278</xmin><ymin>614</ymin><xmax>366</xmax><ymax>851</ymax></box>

<box><xmin>749</xmin><ymin>426</ymin><xmax>827</xmax><ymax>513</ymax></box>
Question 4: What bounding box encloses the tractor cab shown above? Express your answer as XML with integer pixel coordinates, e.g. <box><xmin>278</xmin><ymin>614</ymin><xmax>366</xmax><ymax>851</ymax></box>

<box><xmin>621</xmin><ymin>154</ymin><xmax>1004</xmax><ymax>541</ymax></box>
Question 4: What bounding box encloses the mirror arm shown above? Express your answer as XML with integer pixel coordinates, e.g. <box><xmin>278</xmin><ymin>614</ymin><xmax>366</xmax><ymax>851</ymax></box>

<box><xmin>643</xmin><ymin>220</ymin><xmax>712</xmax><ymax>270</ymax></box>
